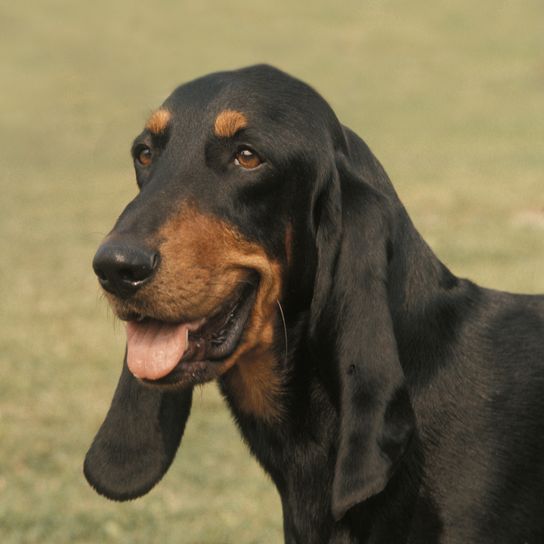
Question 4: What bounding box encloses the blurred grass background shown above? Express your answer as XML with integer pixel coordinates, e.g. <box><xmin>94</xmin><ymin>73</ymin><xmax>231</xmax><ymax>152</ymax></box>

<box><xmin>0</xmin><ymin>0</ymin><xmax>542</xmax><ymax>542</ymax></box>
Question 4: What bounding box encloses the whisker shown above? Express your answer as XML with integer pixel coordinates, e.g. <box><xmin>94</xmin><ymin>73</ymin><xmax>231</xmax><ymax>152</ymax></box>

<box><xmin>276</xmin><ymin>299</ymin><xmax>288</xmax><ymax>366</ymax></box>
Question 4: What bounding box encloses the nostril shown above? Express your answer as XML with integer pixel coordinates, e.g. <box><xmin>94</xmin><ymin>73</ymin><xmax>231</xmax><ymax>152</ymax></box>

<box><xmin>95</xmin><ymin>269</ymin><xmax>108</xmax><ymax>282</ymax></box>
<box><xmin>119</xmin><ymin>267</ymin><xmax>137</xmax><ymax>283</ymax></box>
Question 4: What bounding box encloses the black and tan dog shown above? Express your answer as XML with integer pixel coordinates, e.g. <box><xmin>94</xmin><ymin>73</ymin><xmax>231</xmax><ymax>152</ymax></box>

<box><xmin>84</xmin><ymin>65</ymin><xmax>544</xmax><ymax>543</ymax></box>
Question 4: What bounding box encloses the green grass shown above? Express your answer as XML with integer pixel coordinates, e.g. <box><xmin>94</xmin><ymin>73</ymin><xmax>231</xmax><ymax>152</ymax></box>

<box><xmin>1</xmin><ymin>1</ymin><xmax>542</xmax><ymax>542</ymax></box>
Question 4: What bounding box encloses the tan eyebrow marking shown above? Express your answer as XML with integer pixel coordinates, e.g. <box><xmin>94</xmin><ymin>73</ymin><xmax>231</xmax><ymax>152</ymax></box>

<box><xmin>214</xmin><ymin>109</ymin><xmax>248</xmax><ymax>138</ymax></box>
<box><xmin>145</xmin><ymin>108</ymin><xmax>171</xmax><ymax>134</ymax></box>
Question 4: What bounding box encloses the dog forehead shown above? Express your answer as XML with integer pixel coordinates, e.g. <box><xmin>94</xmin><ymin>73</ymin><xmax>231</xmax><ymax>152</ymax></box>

<box><xmin>160</xmin><ymin>65</ymin><xmax>332</xmax><ymax>133</ymax></box>
<box><xmin>165</xmin><ymin>65</ymin><xmax>297</xmax><ymax>107</ymax></box>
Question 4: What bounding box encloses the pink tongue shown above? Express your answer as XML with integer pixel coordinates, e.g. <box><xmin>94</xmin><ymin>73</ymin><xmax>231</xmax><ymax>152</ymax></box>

<box><xmin>126</xmin><ymin>320</ymin><xmax>192</xmax><ymax>380</ymax></box>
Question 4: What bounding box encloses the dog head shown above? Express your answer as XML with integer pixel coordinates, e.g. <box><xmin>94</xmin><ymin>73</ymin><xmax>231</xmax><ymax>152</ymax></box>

<box><xmin>85</xmin><ymin>65</ymin><xmax>415</xmax><ymax>519</ymax></box>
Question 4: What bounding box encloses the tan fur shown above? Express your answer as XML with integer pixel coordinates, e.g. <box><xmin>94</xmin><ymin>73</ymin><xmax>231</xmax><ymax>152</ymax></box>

<box><xmin>223</xmin><ymin>347</ymin><xmax>284</xmax><ymax>423</ymax></box>
<box><xmin>220</xmin><ymin>259</ymin><xmax>284</xmax><ymax>422</ymax></box>
<box><xmin>213</xmin><ymin>110</ymin><xmax>248</xmax><ymax>138</ymax></box>
<box><xmin>145</xmin><ymin>109</ymin><xmax>171</xmax><ymax>134</ymax></box>
<box><xmin>106</xmin><ymin>202</ymin><xmax>284</xmax><ymax>421</ymax></box>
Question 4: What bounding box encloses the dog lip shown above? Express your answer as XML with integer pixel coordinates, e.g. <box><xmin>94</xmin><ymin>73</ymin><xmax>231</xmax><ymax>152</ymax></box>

<box><xmin>203</xmin><ymin>281</ymin><xmax>256</xmax><ymax>360</ymax></box>
<box><xmin>120</xmin><ymin>279</ymin><xmax>255</xmax><ymax>331</ymax></box>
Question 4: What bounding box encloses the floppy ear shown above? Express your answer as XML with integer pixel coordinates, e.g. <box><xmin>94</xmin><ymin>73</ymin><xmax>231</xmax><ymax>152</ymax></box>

<box><xmin>310</xmin><ymin>145</ymin><xmax>415</xmax><ymax>521</ymax></box>
<box><xmin>84</xmin><ymin>353</ymin><xmax>192</xmax><ymax>501</ymax></box>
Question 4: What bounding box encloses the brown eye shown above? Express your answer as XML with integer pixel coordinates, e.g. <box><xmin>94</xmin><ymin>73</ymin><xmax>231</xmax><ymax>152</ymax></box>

<box><xmin>234</xmin><ymin>148</ymin><xmax>262</xmax><ymax>170</ymax></box>
<box><xmin>136</xmin><ymin>146</ymin><xmax>153</xmax><ymax>167</ymax></box>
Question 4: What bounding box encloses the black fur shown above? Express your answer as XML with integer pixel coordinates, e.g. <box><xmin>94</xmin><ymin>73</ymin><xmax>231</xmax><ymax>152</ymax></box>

<box><xmin>85</xmin><ymin>65</ymin><xmax>544</xmax><ymax>543</ymax></box>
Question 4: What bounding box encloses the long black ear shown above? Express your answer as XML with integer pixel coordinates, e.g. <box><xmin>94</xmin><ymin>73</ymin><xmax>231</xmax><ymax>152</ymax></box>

<box><xmin>310</xmin><ymin>138</ymin><xmax>415</xmax><ymax>521</ymax></box>
<box><xmin>84</xmin><ymin>353</ymin><xmax>193</xmax><ymax>501</ymax></box>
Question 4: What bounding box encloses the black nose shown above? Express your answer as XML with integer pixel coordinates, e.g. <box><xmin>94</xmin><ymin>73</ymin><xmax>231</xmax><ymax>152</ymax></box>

<box><xmin>92</xmin><ymin>242</ymin><xmax>159</xmax><ymax>299</ymax></box>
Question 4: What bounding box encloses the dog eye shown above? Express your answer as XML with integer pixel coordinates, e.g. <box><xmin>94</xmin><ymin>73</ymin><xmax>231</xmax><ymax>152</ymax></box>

<box><xmin>234</xmin><ymin>148</ymin><xmax>262</xmax><ymax>170</ymax></box>
<box><xmin>135</xmin><ymin>145</ymin><xmax>153</xmax><ymax>167</ymax></box>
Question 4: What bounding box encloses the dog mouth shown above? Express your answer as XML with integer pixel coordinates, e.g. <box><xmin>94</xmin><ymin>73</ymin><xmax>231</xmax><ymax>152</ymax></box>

<box><xmin>122</xmin><ymin>281</ymin><xmax>257</xmax><ymax>386</ymax></box>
